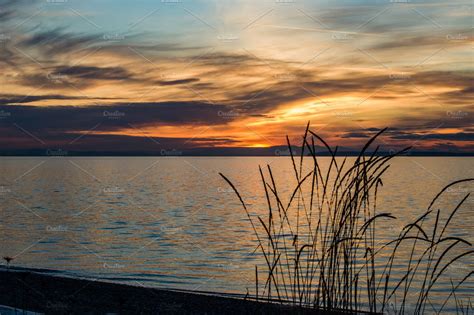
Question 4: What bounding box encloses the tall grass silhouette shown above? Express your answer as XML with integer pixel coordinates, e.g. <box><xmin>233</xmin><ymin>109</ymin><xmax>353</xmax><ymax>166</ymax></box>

<box><xmin>220</xmin><ymin>124</ymin><xmax>473</xmax><ymax>314</ymax></box>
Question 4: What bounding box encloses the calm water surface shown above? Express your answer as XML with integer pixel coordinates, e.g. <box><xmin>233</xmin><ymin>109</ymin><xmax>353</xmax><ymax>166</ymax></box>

<box><xmin>0</xmin><ymin>157</ymin><xmax>472</xmax><ymax>311</ymax></box>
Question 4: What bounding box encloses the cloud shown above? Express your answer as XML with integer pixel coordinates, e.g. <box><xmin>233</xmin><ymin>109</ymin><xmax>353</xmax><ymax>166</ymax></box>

<box><xmin>16</xmin><ymin>65</ymin><xmax>137</xmax><ymax>89</ymax></box>
<box><xmin>156</xmin><ymin>78</ymin><xmax>200</xmax><ymax>86</ymax></box>
<box><xmin>0</xmin><ymin>129</ymin><xmax>239</xmax><ymax>152</ymax></box>
<box><xmin>53</xmin><ymin>65</ymin><xmax>133</xmax><ymax>80</ymax></box>
<box><xmin>339</xmin><ymin>127</ymin><xmax>474</xmax><ymax>145</ymax></box>
<box><xmin>340</xmin><ymin>132</ymin><xmax>370</xmax><ymax>139</ymax></box>
<box><xmin>391</xmin><ymin>132</ymin><xmax>474</xmax><ymax>142</ymax></box>
<box><xmin>1</xmin><ymin>0</ymin><xmax>472</xmax><ymax>154</ymax></box>
<box><xmin>18</xmin><ymin>28</ymin><xmax>99</xmax><ymax>56</ymax></box>
<box><xmin>0</xmin><ymin>101</ymin><xmax>237</xmax><ymax>133</ymax></box>
<box><xmin>0</xmin><ymin>101</ymin><xmax>248</xmax><ymax>152</ymax></box>
<box><xmin>0</xmin><ymin>0</ymin><xmax>40</xmax><ymax>22</ymax></box>
<box><xmin>0</xmin><ymin>93</ymin><xmax>113</xmax><ymax>104</ymax></box>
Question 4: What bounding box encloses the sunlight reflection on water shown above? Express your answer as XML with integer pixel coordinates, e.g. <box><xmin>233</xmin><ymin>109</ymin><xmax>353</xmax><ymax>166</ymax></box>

<box><xmin>0</xmin><ymin>157</ymin><xmax>472</xmax><ymax>312</ymax></box>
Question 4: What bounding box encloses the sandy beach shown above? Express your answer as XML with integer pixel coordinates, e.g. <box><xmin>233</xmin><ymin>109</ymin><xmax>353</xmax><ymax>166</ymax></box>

<box><xmin>0</xmin><ymin>267</ymin><xmax>355</xmax><ymax>314</ymax></box>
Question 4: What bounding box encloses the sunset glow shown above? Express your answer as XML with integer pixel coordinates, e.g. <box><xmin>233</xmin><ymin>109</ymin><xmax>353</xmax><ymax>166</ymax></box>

<box><xmin>1</xmin><ymin>0</ymin><xmax>472</xmax><ymax>154</ymax></box>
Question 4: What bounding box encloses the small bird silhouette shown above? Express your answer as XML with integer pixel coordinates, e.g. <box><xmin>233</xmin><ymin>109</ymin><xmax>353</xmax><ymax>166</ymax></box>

<box><xmin>3</xmin><ymin>256</ymin><xmax>14</xmax><ymax>268</ymax></box>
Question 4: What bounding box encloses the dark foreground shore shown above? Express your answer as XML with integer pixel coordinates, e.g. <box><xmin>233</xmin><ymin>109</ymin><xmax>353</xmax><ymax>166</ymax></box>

<box><xmin>0</xmin><ymin>267</ymin><xmax>356</xmax><ymax>314</ymax></box>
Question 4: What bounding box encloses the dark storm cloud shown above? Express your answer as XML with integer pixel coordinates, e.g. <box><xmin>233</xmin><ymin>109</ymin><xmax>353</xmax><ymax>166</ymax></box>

<box><xmin>0</xmin><ymin>101</ymin><xmax>249</xmax><ymax>152</ymax></box>
<box><xmin>410</xmin><ymin>71</ymin><xmax>473</xmax><ymax>88</ymax></box>
<box><xmin>0</xmin><ymin>6</ymin><xmax>15</xmax><ymax>21</ymax></box>
<box><xmin>196</xmin><ymin>52</ymin><xmax>260</xmax><ymax>66</ymax></box>
<box><xmin>0</xmin><ymin>93</ymin><xmax>113</xmax><ymax>104</ymax></box>
<box><xmin>0</xmin><ymin>0</ymin><xmax>39</xmax><ymax>22</ymax></box>
<box><xmin>17</xmin><ymin>65</ymin><xmax>138</xmax><ymax>89</ymax></box>
<box><xmin>0</xmin><ymin>46</ymin><xmax>18</xmax><ymax>67</ymax></box>
<box><xmin>340</xmin><ymin>126</ymin><xmax>474</xmax><ymax>142</ymax></box>
<box><xmin>156</xmin><ymin>78</ymin><xmax>200</xmax><ymax>86</ymax></box>
<box><xmin>0</xmin><ymin>101</ymin><xmax>238</xmax><ymax>134</ymax></box>
<box><xmin>18</xmin><ymin>28</ymin><xmax>99</xmax><ymax>56</ymax></box>
<box><xmin>370</xmin><ymin>35</ymin><xmax>442</xmax><ymax>51</ymax></box>
<box><xmin>0</xmin><ymin>128</ymin><xmax>239</xmax><ymax>152</ymax></box>
<box><xmin>15</xmin><ymin>62</ymin><xmax>200</xmax><ymax>89</ymax></box>
<box><xmin>0</xmin><ymin>29</ymin><xmax>100</xmax><ymax>68</ymax></box>
<box><xmin>53</xmin><ymin>65</ymin><xmax>133</xmax><ymax>81</ymax></box>
<box><xmin>391</xmin><ymin>132</ymin><xmax>474</xmax><ymax>142</ymax></box>
<box><xmin>340</xmin><ymin>132</ymin><xmax>370</xmax><ymax>138</ymax></box>
<box><xmin>12</xmin><ymin>26</ymin><xmax>208</xmax><ymax>64</ymax></box>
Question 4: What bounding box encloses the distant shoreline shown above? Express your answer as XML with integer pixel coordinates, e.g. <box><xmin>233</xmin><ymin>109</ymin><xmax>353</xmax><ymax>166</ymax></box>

<box><xmin>1</xmin><ymin>153</ymin><xmax>473</xmax><ymax>157</ymax></box>
<box><xmin>1</xmin><ymin>144</ymin><xmax>473</xmax><ymax>157</ymax></box>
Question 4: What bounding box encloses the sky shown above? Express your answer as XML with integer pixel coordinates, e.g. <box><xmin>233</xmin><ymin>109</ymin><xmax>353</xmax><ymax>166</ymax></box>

<box><xmin>0</xmin><ymin>0</ymin><xmax>472</xmax><ymax>154</ymax></box>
